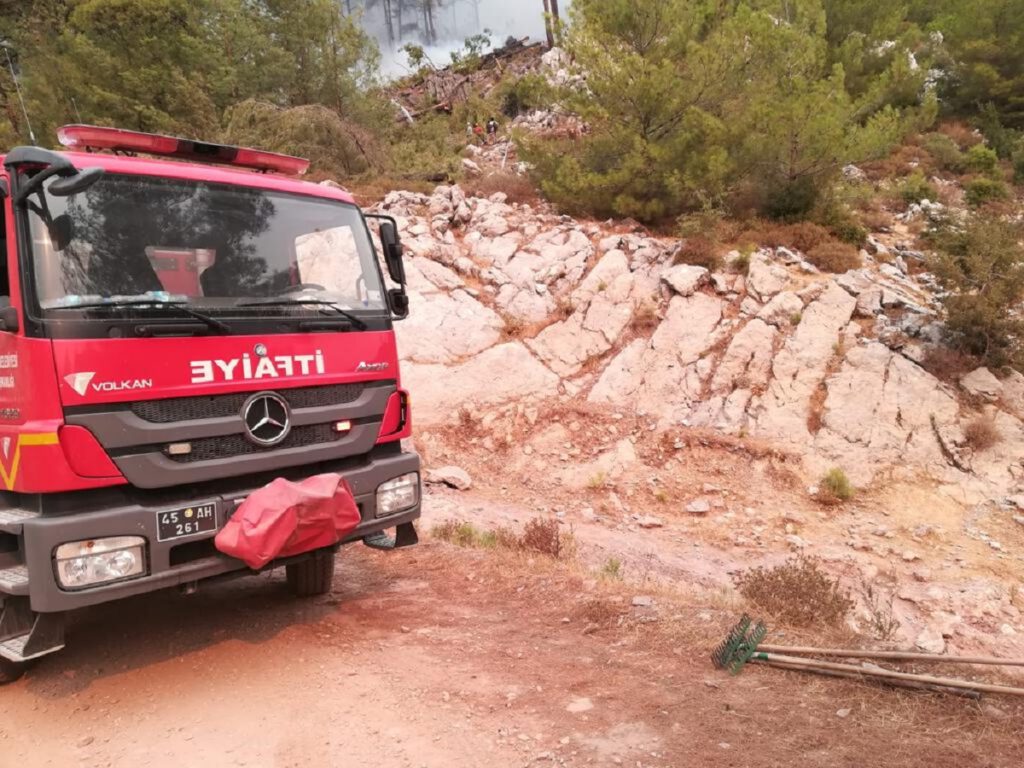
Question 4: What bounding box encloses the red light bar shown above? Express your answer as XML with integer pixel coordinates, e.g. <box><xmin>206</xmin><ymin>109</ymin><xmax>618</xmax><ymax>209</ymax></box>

<box><xmin>56</xmin><ymin>124</ymin><xmax>310</xmax><ymax>176</ymax></box>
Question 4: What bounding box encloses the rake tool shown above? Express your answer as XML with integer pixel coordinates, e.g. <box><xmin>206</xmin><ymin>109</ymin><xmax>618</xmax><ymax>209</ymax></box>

<box><xmin>711</xmin><ymin>615</ymin><xmax>1024</xmax><ymax>698</ymax></box>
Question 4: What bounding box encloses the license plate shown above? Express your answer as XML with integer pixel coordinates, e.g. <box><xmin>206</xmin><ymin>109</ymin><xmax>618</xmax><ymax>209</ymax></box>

<box><xmin>156</xmin><ymin>503</ymin><xmax>217</xmax><ymax>542</ymax></box>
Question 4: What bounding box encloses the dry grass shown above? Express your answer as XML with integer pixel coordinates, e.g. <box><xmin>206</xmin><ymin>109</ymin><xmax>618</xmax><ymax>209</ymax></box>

<box><xmin>629</xmin><ymin>300</ymin><xmax>661</xmax><ymax>334</ymax></box>
<box><xmin>463</xmin><ymin>172</ymin><xmax>541</xmax><ymax>205</ymax></box>
<box><xmin>963</xmin><ymin>416</ymin><xmax>1002</xmax><ymax>452</ymax></box>
<box><xmin>937</xmin><ymin>121</ymin><xmax>983</xmax><ymax>149</ymax></box>
<box><xmin>734</xmin><ymin>220</ymin><xmax>831</xmax><ymax>253</ymax></box>
<box><xmin>858</xmin><ymin>577</ymin><xmax>902</xmax><ymax>641</ymax></box>
<box><xmin>735</xmin><ymin>556</ymin><xmax>854</xmax><ymax>628</ymax></box>
<box><xmin>673</xmin><ymin>236</ymin><xmax>722</xmax><ymax>271</ymax></box>
<box><xmin>499</xmin><ymin>312</ymin><xmax>526</xmax><ymax>340</ymax></box>
<box><xmin>431</xmin><ymin>517</ymin><xmax>575</xmax><ymax>561</ymax></box>
<box><xmin>805</xmin><ymin>241</ymin><xmax>861</xmax><ymax>273</ymax></box>
<box><xmin>919</xmin><ymin>346</ymin><xmax>980</xmax><ymax>383</ymax></box>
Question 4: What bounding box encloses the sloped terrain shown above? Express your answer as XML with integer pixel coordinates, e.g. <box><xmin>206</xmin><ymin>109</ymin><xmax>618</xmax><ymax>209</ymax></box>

<box><xmin>366</xmin><ymin>178</ymin><xmax>1024</xmax><ymax>661</ymax></box>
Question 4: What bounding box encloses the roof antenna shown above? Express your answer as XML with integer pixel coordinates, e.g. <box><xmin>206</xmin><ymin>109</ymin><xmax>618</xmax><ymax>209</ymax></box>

<box><xmin>71</xmin><ymin>97</ymin><xmax>82</xmax><ymax>123</ymax></box>
<box><xmin>3</xmin><ymin>44</ymin><xmax>37</xmax><ymax>145</ymax></box>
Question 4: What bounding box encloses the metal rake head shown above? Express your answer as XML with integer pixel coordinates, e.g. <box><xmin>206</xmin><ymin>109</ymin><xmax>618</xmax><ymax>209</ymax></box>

<box><xmin>711</xmin><ymin>614</ymin><xmax>767</xmax><ymax>675</ymax></box>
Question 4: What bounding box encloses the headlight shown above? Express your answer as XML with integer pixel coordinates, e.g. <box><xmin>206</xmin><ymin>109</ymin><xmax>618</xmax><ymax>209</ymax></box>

<box><xmin>376</xmin><ymin>472</ymin><xmax>419</xmax><ymax>517</ymax></box>
<box><xmin>54</xmin><ymin>536</ymin><xmax>147</xmax><ymax>590</ymax></box>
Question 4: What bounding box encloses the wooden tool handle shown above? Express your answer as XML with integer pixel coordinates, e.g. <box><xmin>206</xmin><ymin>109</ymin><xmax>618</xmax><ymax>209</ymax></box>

<box><xmin>757</xmin><ymin>652</ymin><xmax>1024</xmax><ymax>697</ymax></box>
<box><xmin>757</xmin><ymin>644</ymin><xmax>1024</xmax><ymax>667</ymax></box>
<box><xmin>759</xmin><ymin>659</ymin><xmax>982</xmax><ymax>699</ymax></box>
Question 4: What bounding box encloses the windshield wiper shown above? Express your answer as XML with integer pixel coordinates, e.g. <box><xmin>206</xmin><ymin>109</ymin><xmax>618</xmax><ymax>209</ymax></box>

<box><xmin>47</xmin><ymin>300</ymin><xmax>232</xmax><ymax>334</ymax></box>
<box><xmin>236</xmin><ymin>299</ymin><xmax>367</xmax><ymax>330</ymax></box>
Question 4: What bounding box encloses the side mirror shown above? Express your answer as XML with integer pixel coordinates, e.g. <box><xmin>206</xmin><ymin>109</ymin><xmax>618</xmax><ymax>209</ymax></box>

<box><xmin>49</xmin><ymin>167</ymin><xmax>104</xmax><ymax>197</ymax></box>
<box><xmin>378</xmin><ymin>220</ymin><xmax>406</xmax><ymax>285</ymax></box>
<box><xmin>0</xmin><ymin>304</ymin><xmax>18</xmax><ymax>333</ymax></box>
<box><xmin>387</xmin><ymin>288</ymin><xmax>410</xmax><ymax>320</ymax></box>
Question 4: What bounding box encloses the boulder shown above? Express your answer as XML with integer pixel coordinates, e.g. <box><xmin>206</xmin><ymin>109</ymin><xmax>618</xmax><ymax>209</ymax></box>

<box><xmin>589</xmin><ymin>294</ymin><xmax>726</xmax><ymax>424</ymax></box>
<box><xmin>711</xmin><ymin>319</ymin><xmax>777</xmax><ymax>393</ymax></box>
<box><xmin>961</xmin><ymin>368</ymin><xmax>1003</xmax><ymax>401</ymax></box>
<box><xmin>757</xmin><ymin>291</ymin><xmax>803</xmax><ymax>327</ymax></box>
<box><xmin>746</xmin><ymin>252</ymin><xmax>790</xmax><ymax>301</ymax></box>
<box><xmin>425</xmin><ymin>466</ymin><xmax>472</xmax><ymax>490</ymax></box>
<box><xmin>461</xmin><ymin>158</ymin><xmax>482</xmax><ymax>176</ymax></box>
<box><xmin>403</xmin><ymin>343</ymin><xmax>559</xmax><ymax>424</ymax></box>
<box><xmin>396</xmin><ymin>289</ymin><xmax>503</xmax><ymax>364</ymax></box>
<box><xmin>854</xmin><ymin>287</ymin><xmax>883</xmax><ymax>317</ymax></box>
<box><xmin>661</xmin><ymin>264</ymin><xmax>710</xmax><ymax>297</ymax></box>
<box><xmin>752</xmin><ymin>282</ymin><xmax>856</xmax><ymax>446</ymax></box>
<box><xmin>812</xmin><ymin>342</ymin><xmax>959</xmax><ymax>484</ymax></box>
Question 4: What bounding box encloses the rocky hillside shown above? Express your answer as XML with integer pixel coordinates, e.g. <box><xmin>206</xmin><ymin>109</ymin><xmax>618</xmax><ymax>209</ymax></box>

<box><xmin>376</xmin><ymin>184</ymin><xmax>1024</xmax><ymax>509</ymax></box>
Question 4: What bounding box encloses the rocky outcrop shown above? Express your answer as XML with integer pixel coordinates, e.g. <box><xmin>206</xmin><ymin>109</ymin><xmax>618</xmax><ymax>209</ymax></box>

<box><xmin>378</xmin><ymin>183</ymin><xmax>1024</xmax><ymax>499</ymax></box>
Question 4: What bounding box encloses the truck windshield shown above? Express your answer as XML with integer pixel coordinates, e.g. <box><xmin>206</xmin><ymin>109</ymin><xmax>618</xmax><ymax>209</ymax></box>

<box><xmin>25</xmin><ymin>173</ymin><xmax>387</xmax><ymax>314</ymax></box>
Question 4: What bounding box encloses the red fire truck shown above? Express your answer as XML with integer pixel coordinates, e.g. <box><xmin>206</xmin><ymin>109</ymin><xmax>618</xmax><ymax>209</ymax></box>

<box><xmin>0</xmin><ymin>125</ymin><xmax>420</xmax><ymax>682</ymax></box>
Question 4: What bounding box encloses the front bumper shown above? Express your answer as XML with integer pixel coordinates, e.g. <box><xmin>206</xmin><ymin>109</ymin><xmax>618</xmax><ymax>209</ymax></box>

<box><xmin>9</xmin><ymin>449</ymin><xmax>420</xmax><ymax>613</ymax></box>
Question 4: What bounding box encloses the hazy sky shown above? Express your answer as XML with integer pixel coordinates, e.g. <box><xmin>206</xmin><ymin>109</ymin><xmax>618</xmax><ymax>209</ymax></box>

<box><xmin>364</xmin><ymin>0</ymin><xmax>573</xmax><ymax>75</ymax></box>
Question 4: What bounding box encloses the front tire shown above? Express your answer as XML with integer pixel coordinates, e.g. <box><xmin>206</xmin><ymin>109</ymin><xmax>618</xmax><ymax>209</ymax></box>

<box><xmin>286</xmin><ymin>549</ymin><xmax>336</xmax><ymax>597</ymax></box>
<box><xmin>0</xmin><ymin>657</ymin><xmax>28</xmax><ymax>685</ymax></box>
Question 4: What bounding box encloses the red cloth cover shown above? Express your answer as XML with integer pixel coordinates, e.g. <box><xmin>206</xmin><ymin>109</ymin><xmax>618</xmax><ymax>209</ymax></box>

<box><xmin>214</xmin><ymin>473</ymin><xmax>361</xmax><ymax>569</ymax></box>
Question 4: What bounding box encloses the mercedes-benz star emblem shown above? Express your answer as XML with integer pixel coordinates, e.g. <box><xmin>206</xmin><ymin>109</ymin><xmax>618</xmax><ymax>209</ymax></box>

<box><xmin>254</xmin><ymin>343</ymin><xmax>268</xmax><ymax>358</ymax></box>
<box><xmin>241</xmin><ymin>392</ymin><xmax>291</xmax><ymax>447</ymax></box>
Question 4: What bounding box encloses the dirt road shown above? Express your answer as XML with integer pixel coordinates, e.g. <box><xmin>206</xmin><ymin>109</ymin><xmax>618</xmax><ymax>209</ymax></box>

<box><xmin>1</xmin><ymin>493</ymin><xmax>1021</xmax><ymax>768</ymax></box>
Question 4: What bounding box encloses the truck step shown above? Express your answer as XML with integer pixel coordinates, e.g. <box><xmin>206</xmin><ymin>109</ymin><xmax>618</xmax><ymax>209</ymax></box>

<box><xmin>363</xmin><ymin>522</ymin><xmax>418</xmax><ymax>551</ymax></box>
<box><xmin>0</xmin><ymin>633</ymin><xmax>65</xmax><ymax>663</ymax></box>
<box><xmin>0</xmin><ymin>566</ymin><xmax>29</xmax><ymax>596</ymax></box>
<box><xmin>0</xmin><ymin>507</ymin><xmax>38</xmax><ymax>535</ymax></box>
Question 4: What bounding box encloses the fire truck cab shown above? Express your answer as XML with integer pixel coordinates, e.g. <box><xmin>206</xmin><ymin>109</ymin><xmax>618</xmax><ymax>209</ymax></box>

<box><xmin>0</xmin><ymin>126</ymin><xmax>420</xmax><ymax>682</ymax></box>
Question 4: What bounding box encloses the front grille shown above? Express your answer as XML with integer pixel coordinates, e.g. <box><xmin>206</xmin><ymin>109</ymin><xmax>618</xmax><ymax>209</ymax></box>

<box><xmin>132</xmin><ymin>383</ymin><xmax>368</xmax><ymax>423</ymax></box>
<box><xmin>167</xmin><ymin>423</ymin><xmax>341</xmax><ymax>463</ymax></box>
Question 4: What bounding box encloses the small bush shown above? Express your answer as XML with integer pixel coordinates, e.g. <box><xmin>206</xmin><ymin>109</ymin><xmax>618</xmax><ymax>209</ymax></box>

<box><xmin>963</xmin><ymin>416</ymin><xmax>1001</xmax><ymax>452</ymax></box>
<box><xmin>735</xmin><ymin>556</ymin><xmax>854</xmax><ymax>627</ymax></box>
<box><xmin>630</xmin><ymin>300</ymin><xmax>660</xmax><ymax>334</ymax></box>
<box><xmin>921</xmin><ymin>132</ymin><xmax>966</xmax><ymax>172</ymax></box>
<box><xmin>464</xmin><ymin>172</ymin><xmax>540</xmax><ymax>206</ymax></box>
<box><xmin>520</xmin><ymin>517</ymin><xmax>569</xmax><ymax>559</ymax></box>
<box><xmin>919</xmin><ymin>346</ymin><xmax>980</xmax><ymax>381</ymax></box>
<box><xmin>938</xmin><ymin>121</ymin><xmax>982</xmax><ymax>149</ymax></box>
<box><xmin>899</xmin><ymin>170</ymin><xmax>939</xmax><ymax>205</ymax></box>
<box><xmin>731</xmin><ymin>249</ymin><xmax>751</xmax><ymax>274</ymax></box>
<box><xmin>500</xmin><ymin>312</ymin><xmax>526</xmax><ymax>340</ymax></box>
<box><xmin>783</xmin><ymin>221</ymin><xmax>832</xmax><ymax>253</ymax></box>
<box><xmin>819</xmin><ymin>467</ymin><xmax>854</xmax><ymax>502</ymax></box>
<box><xmin>964</xmin><ymin>144</ymin><xmax>1000</xmax><ymax>175</ymax></box>
<box><xmin>673</xmin><ymin>236</ymin><xmax>722</xmax><ymax>271</ymax></box>
<box><xmin>805</xmin><ymin>241</ymin><xmax>861</xmax><ymax>273</ymax></box>
<box><xmin>859</xmin><ymin>579</ymin><xmax>901</xmax><ymax>641</ymax></box>
<box><xmin>965</xmin><ymin>177</ymin><xmax>1010</xmax><ymax>207</ymax></box>
<box><xmin>600</xmin><ymin>557</ymin><xmax>623</xmax><ymax>580</ymax></box>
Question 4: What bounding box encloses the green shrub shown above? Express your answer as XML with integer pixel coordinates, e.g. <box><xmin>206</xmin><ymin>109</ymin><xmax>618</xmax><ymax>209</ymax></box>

<box><xmin>928</xmin><ymin>216</ymin><xmax>1024</xmax><ymax>367</ymax></box>
<box><xmin>964</xmin><ymin>177</ymin><xmax>1010</xmax><ymax>207</ymax></box>
<box><xmin>899</xmin><ymin>170</ymin><xmax>938</xmax><ymax>205</ymax></box>
<box><xmin>820</xmin><ymin>467</ymin><xmax>854</xmax><ymax>502</ymax></box>
<box><xmin>1013</xmin><ymin>141</ymin><xmax>1024</xmax><ymax>184</ymax></box>
<box><xmin>964</xmin><ymin>143</ymin><xmax>1000</xmax><ymax>175</ymax></box>
<box><xmin>921</xmin><ymin>132</ymin><xmax>966</xmax><ymax>172</ymax></box>
<box><xmin>497</xmin><ymin>73</ymin><xmax>555</xmax><ymax>118</ymax></box>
